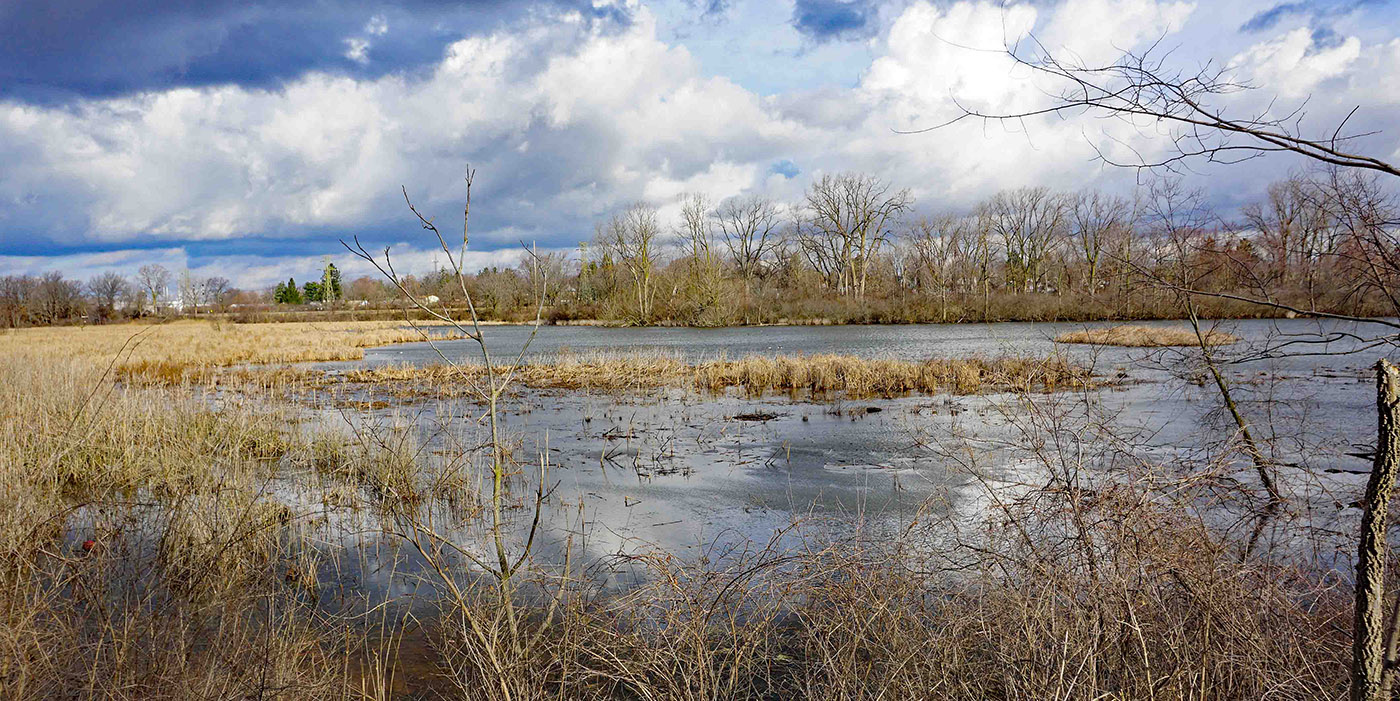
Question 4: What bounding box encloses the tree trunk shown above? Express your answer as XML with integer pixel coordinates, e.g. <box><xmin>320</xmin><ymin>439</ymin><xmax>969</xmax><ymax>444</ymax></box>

<box><xmin>1186</xmin><ymin>305</ymin><xmax>1280</xmax><ymax>503</ymax></box>
<box><xmin>1353</xmin><ymin>359</ymin><xmax>1400</xmax><ymax>701</ymax></box>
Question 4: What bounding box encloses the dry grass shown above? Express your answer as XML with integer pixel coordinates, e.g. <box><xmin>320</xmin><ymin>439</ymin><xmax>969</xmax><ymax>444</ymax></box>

<box><xmin>693</xmin><ymin>353</ymin><xmax>1090</xmax><ymax>396</ymax></box>
<box><xmin>343</xmin><ymin>351</ymin><xmax>1094</xmax><ymax>399</ymax></box>
<box><xmin>0</xmin><ymin>326</ymin><xmax>1355</xmax><ymax>699</ymax></box>
<box><xmin>409</xmin><ymin>487</ymin><xmax>1349</xmax><ymax>700</ymax></box>
<box><xmin>0</xmin><ymin>355</ymin><xmax>343</xmax><ymax>696</ymax></box>
<box><xmin>0</xmin><ymin>319</ymin><xmax>460</xmax><ymax>384</ymax></box>
<box><xmin>1055</xmin><ymin>324</ymin><xmax>1240</xmax><ymax>347</ymax></box>
<box><xmin>0</xmin><ymin>351</ymin><xmax>450</xmax><ymax>698</ymax></box>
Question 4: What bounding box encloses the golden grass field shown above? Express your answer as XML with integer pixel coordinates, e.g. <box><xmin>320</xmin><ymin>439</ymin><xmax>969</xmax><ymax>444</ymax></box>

<box><xmin>0</xmin><ymin>319</ymin><xmax>460</xmax><ymax>382</ymax></box>
<box><xmin>1054</xmin><ymin>324</ymin><xmax>1240</xmax><ymax>347</ymax></box>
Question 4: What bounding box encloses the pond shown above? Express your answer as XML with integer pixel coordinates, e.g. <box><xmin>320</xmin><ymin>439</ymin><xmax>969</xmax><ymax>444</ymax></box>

<box><xmin>303</xmin><ymin>318</ymin><xmax>1397</xmax><ymax>595</ymax></box>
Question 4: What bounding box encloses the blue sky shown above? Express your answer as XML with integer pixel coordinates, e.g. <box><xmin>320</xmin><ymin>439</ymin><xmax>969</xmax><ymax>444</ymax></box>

<box><xmin>2</xmin><ymin>0</ymin><xmax>1399</xmax><ymax>288</ymax></box>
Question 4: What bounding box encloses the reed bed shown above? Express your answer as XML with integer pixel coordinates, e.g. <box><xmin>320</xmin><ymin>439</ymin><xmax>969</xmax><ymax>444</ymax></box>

<box><xmin>342</xmin><ymin>351</ymin><xmax>1094</xmax><ymax>399</ymax></box>
<box><xmin>0</xmin><ymin>351</ymin><xmax>454</xmax><ymax>698</ymax></box>
<box><xmin>1055</xmin><ymin>324</ymin><xmax>1240</xmax><ymax>347</ymax></box>
<box><xmin>0</xmin><ymin>356</ymin><xmax>333</xmax><ymax>696</ymax></box>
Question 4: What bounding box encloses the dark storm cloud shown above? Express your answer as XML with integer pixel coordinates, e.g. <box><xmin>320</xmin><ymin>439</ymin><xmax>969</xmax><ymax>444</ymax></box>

<box><xmin>0</xmin><ymin>0</ymin><xmax>628</xmax><ymax>102</ymax></box>
<box><xmin>790</xmin><ymin>0</ymin><xmax>872</xmax><ymax>41</ymax></box>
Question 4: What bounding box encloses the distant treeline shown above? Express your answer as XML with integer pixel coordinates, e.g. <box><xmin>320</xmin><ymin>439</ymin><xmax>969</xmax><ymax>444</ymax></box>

<box><xmin>5</xmin><ymin>169</ymin><xmax>1397</xmax><ymax>329</ymax></box>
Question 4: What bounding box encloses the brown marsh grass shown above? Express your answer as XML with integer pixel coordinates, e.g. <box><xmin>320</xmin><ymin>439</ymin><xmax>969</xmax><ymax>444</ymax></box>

<box><xmin>343</xmin><ymin>351</ymin><xmax>1094</xmax><ymax>399</ymax></box>
<box><xmin>0</xmin><ymin>327</ymin><xmax>1355</xmax><ymax>699</ymax></box>
<box><xmin>1055</xmin><ymin>323</ymin><xmax>1240</xmax><ymax>347</ymax></box>
<box><xmin>0</xmin><ymin>351</ymin><xmax>451</xmax><ymax>698</ymax></box>
<box><xmin>0</xmin><ymin>354</ymin><xmax>341</xmax><ymax>696</ymax></box>
<box><xmin>0</xmin><ymin>318</ymin><xmax>460</xmax><ymax>384</ymax></box>
<box><xmin>407</xmin><ymin>478</ymin><xmax>1350</xmax><ymax>699</ymax></box>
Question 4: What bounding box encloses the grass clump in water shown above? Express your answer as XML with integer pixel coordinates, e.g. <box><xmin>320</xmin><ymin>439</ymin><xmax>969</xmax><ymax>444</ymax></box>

<box><xmin>1055</xmin><ymin>324</ymin><xmax>1239</xmax><ymax>347</ymax></box>
<box><xmin>343</xmin><ymin>352</ymin><xmax>1093</xmax><ymax>399</ymax></box>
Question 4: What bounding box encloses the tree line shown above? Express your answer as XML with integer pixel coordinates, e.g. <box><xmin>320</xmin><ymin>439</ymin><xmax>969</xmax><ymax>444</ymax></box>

<box><xmin>4</xmin><ymin>168</ymin><xmax>1395</xmax><ymax>328</ymax></box>
<box><xmin>1</xmin><ymin>264</ymin><xmax>229</xmax><ymax>327</ymax></box>
<box><xmin>391</xmin><ymin>167</ymin><xmax>1399</xmax><ymax>326</ymax></box>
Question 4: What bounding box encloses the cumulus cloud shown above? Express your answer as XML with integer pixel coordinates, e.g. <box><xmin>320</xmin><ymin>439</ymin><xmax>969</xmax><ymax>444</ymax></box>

<box><xmin>2</xmin><ymin>0</ymin><xmax>1400</xmax><ymax>288</ymax></box>
<box><xmin>1231</xmin><ymin>26</ymin><xmax>1361</xmax><ymax>98</ymax></box>
<box><xmin>0</xmin><ymin>0</ymin><xmax>629</xmax><ymax>100</ymax></box>
<box><xmin>0</xmin><ymin>242</ymin><xmax>536</xmax><ymax>292</ymax></box>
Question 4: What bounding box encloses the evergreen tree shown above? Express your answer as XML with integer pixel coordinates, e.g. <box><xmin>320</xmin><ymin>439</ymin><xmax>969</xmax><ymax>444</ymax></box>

<box><xmin>303</xmin><ymin>280</ymin><xmax>323</xmax><ymax>302</ymax></box>
<box><xmin>275</xmin><ymin>277</ymin><xmax>303</xmax><ymax>305</ymax></box>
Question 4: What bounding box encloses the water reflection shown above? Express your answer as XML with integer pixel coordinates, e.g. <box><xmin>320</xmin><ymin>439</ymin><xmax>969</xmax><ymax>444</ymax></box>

<box><xmin>291</xmin><ymin>318</ymin><xmax>1396</xmax><ymax>601</ymax></box>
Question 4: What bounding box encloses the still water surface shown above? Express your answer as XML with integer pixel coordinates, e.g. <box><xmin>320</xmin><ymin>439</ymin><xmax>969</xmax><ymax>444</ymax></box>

<box><xmin>313</xmin><ymin>318</ymin><xmax>1394</xmax><ymax>594</ymax></box>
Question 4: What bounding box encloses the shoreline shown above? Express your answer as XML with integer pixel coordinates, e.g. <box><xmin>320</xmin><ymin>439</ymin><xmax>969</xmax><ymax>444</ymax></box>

<box><xmin>7</xmin><ymin>308</ymin><xmax>1332</xmax><ymax>331</ymax></box>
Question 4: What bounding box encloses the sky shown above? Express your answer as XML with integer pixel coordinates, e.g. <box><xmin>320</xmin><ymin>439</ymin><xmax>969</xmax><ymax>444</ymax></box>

<box><xmin>1</xmin><ymin>0</ymin><xmax>1399</xmax><ymax>289</ymax></box>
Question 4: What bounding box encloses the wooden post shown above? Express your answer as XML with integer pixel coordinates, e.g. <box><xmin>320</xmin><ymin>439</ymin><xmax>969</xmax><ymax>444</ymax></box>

<box><xmin>1353</xmin><ymin>359</ymin><xmax>1400</xmax><ymax>701</ymax></box>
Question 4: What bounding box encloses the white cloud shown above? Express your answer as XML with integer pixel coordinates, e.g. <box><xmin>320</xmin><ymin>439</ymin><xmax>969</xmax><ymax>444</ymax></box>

<box><xmin>344</xmin><ymin>37</ymin><xmax>371</xmax><ymax>64</ymax></box>
<box><xmin>1041</xmin><ymin>0</ymin><xmax>1194</xmax><ymax>66</ymax></box>
<box><xmin>1232</xmin><ymin>27</ymin><xmax>1361</xmax><ymax>99</ymax></box>
<box><xmin>0</xmin><ymin>243</ymin><xmax>537</xmax><ymax>292</ymax></box>
<box><xmin>4</xmin><ymin>0</ymin><xmax>1400</xmax><ymax>288</ymax></box>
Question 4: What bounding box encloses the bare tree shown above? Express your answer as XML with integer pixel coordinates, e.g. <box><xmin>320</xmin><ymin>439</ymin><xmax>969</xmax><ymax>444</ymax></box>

<box><xmin>1145</xmin><ymin>176</ymin><xmax>1282</xmax><ymax>501</ymax></box>
<box><xmin>929</xmin><ymin>39</ymin><xmax>1400</xmax><ymax>178</ymax></box>
<box><xmin>0</xmin><ymin>275</ymin><xmax>34</xmax><ymax>328</ymax></box>
<box><xmin>522</xmin><ymin>251</ymin><xmax>568</xmax><ymax>306</ymax></box>
<box><xmin>87</xmin><ymin>272</ymin><xmax>128</xmax><ymax>319</ymax></box>
<box><xmin>902</xmin><ymin>214</ymin><xmax>971</xmax><ymax>321</ymax></box>
<box><xmin>676</xmin><ymin>193</ymin><xmax>724</xmax><ymax>321</ymax></box>
<box><xmin>793</xmin><ymin>173</ymin><xmax>911</xmax><ymax>299</ymax></box>
<box><xmin>1309</xmin><ymin>168</ymin><xmax>1400</xmax><ymax>320</ymax></box>
<box><xmin>969</xmin><ymin>211</ymin><xmax>997</xmax><ymax>318</ymax></box>
<box><xmin>979</xmin><ymin>187</ymin><xmax>1066</xmax><ymax>294</ymax></box>
<box><xmin>599</xmin><ymin>203</ymin><xmax>661</xmax><ymax>323</ymax></box>
<box><xmin>178</xmin><ymin>269</ymin><xmax>199</xmax><ymax>315</ymax></box>
<box><xmin>344</xmin><ymin>168</ymin><xmax>562</xmax><ymax>688</ymax></box>
<box><xmin>136</xmin><ymin>264</ymin><xmax>171</xmax><ymax>314</ymax></box>
<box><xmin>716</xmin><ymin>194</ymin><xmax>782</xmax><ymax>282</ymax></box>
<box><xmin>930</xmin><ymin>37</ymin><xmax>1400</xmax><ymax>338</ymax></box>
<box><xmin>1354</xmin><ymin>360</ymin><xmax>1400</xmax><ymax>700</ymax></box>
<box><xmin>30</xmin><ymin>272</ymin><xmax>85</xmax><ymax>325</ymax></box>
<box><xmin>203</xmin><ymin>276</ymin><xmax>233</xmax><ymax>312</ymax></box>
<box><xmin>1067</xmin><ymin>191</ymin><xmax>1131</xmax><ymax>295</ymax></box>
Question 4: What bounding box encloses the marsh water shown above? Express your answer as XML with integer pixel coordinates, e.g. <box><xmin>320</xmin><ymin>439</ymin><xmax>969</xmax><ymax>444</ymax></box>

<box><xmin>291</xmin><ymin>318</ymin><xmax>1397</xmax><ymax>600</ymax></box>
